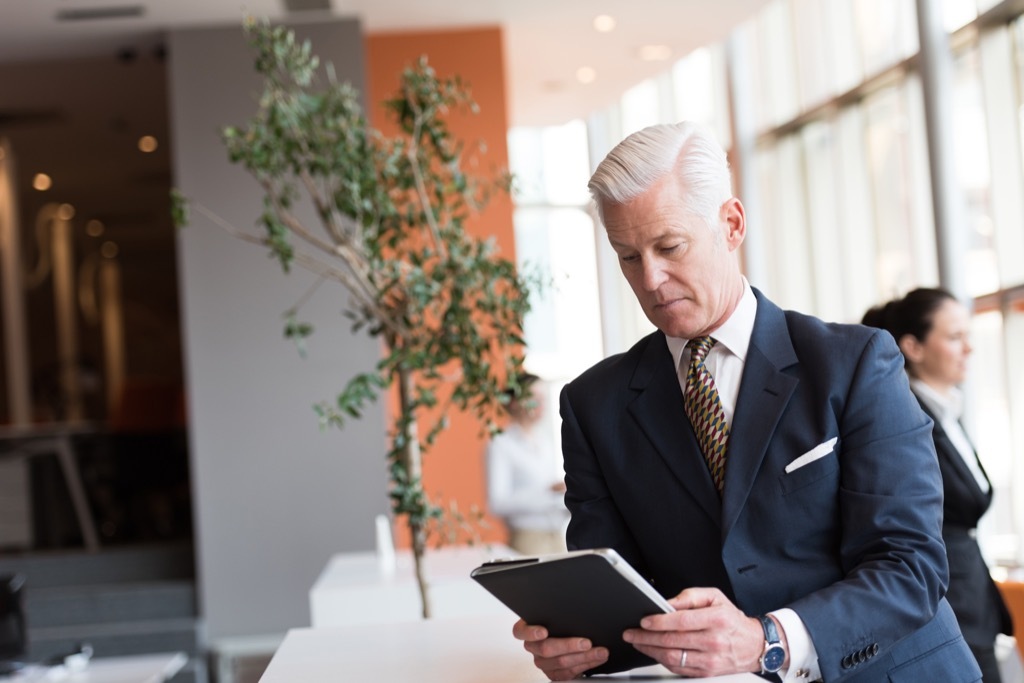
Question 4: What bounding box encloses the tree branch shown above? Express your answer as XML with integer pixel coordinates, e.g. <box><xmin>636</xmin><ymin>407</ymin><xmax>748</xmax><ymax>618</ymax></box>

<box><xmin>406</xmin><ymin>99</ymin><xmax>447</xmax><ymax>259</ymax></box>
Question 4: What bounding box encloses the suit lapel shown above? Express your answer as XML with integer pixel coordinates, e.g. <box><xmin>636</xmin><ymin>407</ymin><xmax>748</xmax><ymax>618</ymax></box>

<box><xmin>918</xmin><ymin>401</ymin><xmax>992</xmax><ymax>504</ymax></box>
<box><xmin>721</xmin><ymin>291</ymin><xmax>799</xmax><ymax>539</ymax></box>
<box><xmin>627</xmin><ymin>332</ymin><xmax>722</xmax><ymax>526</ymax></box>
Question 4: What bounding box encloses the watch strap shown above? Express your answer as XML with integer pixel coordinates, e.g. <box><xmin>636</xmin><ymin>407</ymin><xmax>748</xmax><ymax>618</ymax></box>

<box><xmin>759</xmin><ymin>615</ymin><xmax>780</xmax><ymax>645</ymax></box>
<box><xmin>758</xmin><ymin>615</ymin><xmax>785</xmax><ymax>674</ymax></box>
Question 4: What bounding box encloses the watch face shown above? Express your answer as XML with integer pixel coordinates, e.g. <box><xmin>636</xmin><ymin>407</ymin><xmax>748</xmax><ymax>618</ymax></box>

<box><xmin>762</xmin><ymin>645</ymin><xmax>785</xmax><ymax>673</ymax></box>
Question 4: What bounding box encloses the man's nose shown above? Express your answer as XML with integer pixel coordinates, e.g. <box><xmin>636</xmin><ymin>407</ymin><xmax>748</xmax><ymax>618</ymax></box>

<box><xmin>640</xmin><ymin>258</ymin><xmax>667</xmax><ymax>291</ymax></box>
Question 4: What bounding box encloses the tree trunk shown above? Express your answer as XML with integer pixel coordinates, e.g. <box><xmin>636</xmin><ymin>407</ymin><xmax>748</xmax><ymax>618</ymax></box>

<box><xmin>398</xmin><ymin>366</ymin><xmax>431</xmax><ymax>618</ymax></box>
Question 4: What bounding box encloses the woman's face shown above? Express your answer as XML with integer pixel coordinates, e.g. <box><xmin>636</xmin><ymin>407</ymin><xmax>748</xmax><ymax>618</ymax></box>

<box><xmin>509</xmin><ymin>384</ymin><xmax>544</xmax><ymax>426</ymax></box>
<box><xmin>901</xmin><ymin>298</ymin><xmax>972</xmax><ymax>391</ymax></box>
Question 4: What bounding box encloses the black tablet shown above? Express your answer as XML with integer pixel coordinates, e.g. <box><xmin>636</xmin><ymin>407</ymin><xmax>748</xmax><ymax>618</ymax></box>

<box><xmin>470</xmin><ymin>548</ymin><xmax>674</xmax><ymax>674</ymax></box>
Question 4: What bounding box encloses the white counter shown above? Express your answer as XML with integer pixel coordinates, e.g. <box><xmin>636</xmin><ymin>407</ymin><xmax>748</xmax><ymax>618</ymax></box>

<box><xmin>260</xmin><ymin>615</ymin><xmax>760</xmax><ymax>683</ymax></box>
<box><xmin>309</xmin><ymin>545</ymin><xmax>517</xmax><ymax>626</ymax></box>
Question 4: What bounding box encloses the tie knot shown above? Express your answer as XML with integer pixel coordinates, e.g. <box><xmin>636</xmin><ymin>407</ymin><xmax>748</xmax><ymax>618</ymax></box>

<box><xmin>687</xmin><ymin>336</ymin><xmax>716</xmax><ymax>366</ymax></box>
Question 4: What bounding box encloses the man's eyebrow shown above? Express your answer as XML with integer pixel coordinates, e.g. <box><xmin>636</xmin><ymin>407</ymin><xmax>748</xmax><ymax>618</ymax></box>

<box><xmin>608</xmin><ymin>230</ymin><xmax>679</xmax><ymax>250</ymax></box>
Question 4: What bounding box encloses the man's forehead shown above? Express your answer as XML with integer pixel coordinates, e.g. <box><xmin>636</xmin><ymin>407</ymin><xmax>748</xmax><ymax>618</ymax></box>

<box><xmin>604</xmin><ymin>201</ymin><xmax>706</xmax><ymax>234</ymax></box>
<box><xmin>605</xmin><ymin>222</ymin><xmax>696</xmax><ymax>249</ymax></box>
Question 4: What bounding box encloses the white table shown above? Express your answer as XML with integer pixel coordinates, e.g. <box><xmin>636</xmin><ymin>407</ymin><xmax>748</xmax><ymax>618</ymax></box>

<box><xmin>260</xmin><ymin>616</ymin><xmax>759</xmax><ymax>682</ymax></box>
<box><xmin>8</xmin><ymin>652</ymin><xmax>187</xmax><ymax>683</ymax></box>
<box><xmin>309</xmin><ymin>545</ymin><xmax>517</xmax><ymax>626</ymax></box>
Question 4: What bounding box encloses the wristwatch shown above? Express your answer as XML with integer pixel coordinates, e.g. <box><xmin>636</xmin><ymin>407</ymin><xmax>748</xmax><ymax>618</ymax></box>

<box><xmin>758</xmin><ymin>615</ymin><xmax>786</xmax><ymax>674</ymax></box>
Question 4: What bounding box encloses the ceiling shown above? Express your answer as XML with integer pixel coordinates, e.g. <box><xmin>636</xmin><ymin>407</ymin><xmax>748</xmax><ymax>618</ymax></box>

<box><xmin>0</xmin><ymin>0</ymin><xmax>769</xmax><ymax>410</ymax></box>
<box><xmin>0</xmin><ymin>0</ymin><xmax>768</xmax><ymax>351</ymax></box>
<box><xmin>0</xmin><ymin>0</ymin><xmax>768</xmax><ymax>128</ymax></box>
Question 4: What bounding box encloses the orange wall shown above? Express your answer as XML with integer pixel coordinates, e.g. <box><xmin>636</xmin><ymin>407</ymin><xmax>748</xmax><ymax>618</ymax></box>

<box><xmin>365</xmin><ymin>27</ymin><xmax>513</xmax><ymax>547</ymax></box>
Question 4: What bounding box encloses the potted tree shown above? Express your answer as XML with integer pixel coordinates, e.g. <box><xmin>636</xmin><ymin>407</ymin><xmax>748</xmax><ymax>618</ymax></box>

<box><xmin>172</xmin><ymin>19</ymin><xmax>534</xmax><ymax>618</ymax></box>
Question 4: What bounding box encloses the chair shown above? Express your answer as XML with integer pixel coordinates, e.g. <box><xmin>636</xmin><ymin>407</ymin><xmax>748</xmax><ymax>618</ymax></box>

<box><xmin>998</xmin><ymin>581</ymin><xmax>1024</xmax><ymax>666</ymax></box>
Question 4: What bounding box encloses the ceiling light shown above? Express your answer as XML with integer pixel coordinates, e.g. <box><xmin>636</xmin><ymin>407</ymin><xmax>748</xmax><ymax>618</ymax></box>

<box><xmin>57</xmin><ymin>203</ymin><xmax>75</xmax><ymax>220</ymax></box>
<box><xmin>576</xmin><ymin>67</ymin><xmax>597</xmax><ymax>85</ymax></box>
<box><xmin>86</xmin><ymin>219</ymin><xmax>105</xmax><ymax>237</ymax></box>
<box><xmin>637</xmin><ymin>45</ymin><xmax>673</xmax><ymax>61</ymax></box>
<box><xmin>101</xmin><ymin>241</ymin><xmax>119</xmax><ymax>259</ymax></box>
<box><xmin>138</xmin><ymin>135</ymin><xmax>158</xmax><ymax>153</ymax></box>
<box><xmin>593</xmin><ymin>15</ymin><xmax>616</xmax><ymax>32</ymax></box>
<box><xmin>33</xmin><ymin>173</ymin><xmax>52</xmax><ymax>191</ymax></box>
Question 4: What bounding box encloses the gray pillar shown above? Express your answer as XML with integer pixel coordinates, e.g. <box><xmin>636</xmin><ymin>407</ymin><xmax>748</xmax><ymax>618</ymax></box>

<box><xmin>915</xmin><ymin>0</ymin><xmax>969</xmax><ymax>303</ymax></box>
<box><xmin>169</xmin><ymin>18</ymin><xmax>388</xmax><ymax>640</ymax></box>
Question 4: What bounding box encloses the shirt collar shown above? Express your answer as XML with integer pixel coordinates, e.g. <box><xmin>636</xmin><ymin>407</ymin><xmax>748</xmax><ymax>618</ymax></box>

<box><xmin>909</xmin><ymin>377</ymin><xmax>964</xmax><ymax>422</ymax></box>
<box><xmin>665</xmin><ymin>278</ymin><xmax>757</xmax><ymax>367</ymax></box>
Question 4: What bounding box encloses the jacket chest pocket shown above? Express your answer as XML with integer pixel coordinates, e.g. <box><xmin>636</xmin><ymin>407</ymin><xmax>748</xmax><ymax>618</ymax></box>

<box><xmin>779</xmin><ymin>452</ymin><xmax>839</xmax><ymax>495</ymax></box>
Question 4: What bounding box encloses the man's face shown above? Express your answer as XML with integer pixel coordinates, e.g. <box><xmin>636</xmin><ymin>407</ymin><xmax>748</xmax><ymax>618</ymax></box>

<box><xmin>602</xmin><ymin>175</ymin><xmax>745</xmax><ymax>340</ymax></box>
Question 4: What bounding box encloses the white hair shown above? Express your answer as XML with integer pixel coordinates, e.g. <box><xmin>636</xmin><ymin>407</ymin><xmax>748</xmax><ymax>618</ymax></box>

<box><xmin>588</xmin><ymin>121</ymin><xmax>733</xmax><ymax>229</ymax></box>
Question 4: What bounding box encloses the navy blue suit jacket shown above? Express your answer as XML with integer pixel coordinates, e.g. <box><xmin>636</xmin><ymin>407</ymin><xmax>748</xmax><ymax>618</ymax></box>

<box><xmin>560</xmin><ymin>289</ymin><xmax>980</xmax><ymax>681</ymax></box>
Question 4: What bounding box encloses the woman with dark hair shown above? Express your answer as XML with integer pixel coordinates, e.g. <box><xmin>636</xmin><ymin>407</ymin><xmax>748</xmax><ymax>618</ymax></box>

<box><xmin>863</xmin><ymin>287</ymin><xmax>1013</xmax><ymax>680</ymax></box>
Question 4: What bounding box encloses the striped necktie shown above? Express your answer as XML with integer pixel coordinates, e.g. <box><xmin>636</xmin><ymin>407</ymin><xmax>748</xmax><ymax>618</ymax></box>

<box><xmin>683</xmin><ymin>336</ymin><xmax>730</xmax><ymax>494</ymax></box>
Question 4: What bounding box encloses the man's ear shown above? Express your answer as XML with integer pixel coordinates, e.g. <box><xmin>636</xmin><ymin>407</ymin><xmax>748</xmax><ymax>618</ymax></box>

<box><xmin>721</xmin><ymin>197</ymin><xmax>746</xmax><ymax>250</ymax></box>
<box><xmin>899</xmin><ymin>334</ymin><xmax>924</xmax><ymax>365</ymax></box>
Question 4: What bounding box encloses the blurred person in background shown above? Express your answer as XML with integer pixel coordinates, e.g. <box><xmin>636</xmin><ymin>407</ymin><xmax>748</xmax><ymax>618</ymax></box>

<box><xmin>863</xmin><ymin>287</ymin><xmax>1013</xmax><ymax>681</ymax></box>
<box><xmin>485</xmin><ymin>373</ymin><xmax>569</xmax><ymax>555</ymax></box>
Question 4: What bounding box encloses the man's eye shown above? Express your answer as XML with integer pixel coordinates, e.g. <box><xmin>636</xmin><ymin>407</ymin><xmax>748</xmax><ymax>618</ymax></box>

<box><xmin>659</xmin><ymin>244</ymin><xmax>680</xmax><ymax>254</ymax></box>
<box><xmin>620</xmin><ymin>254</ymin><xmax>639</xmax><ymax>263</ymax></box>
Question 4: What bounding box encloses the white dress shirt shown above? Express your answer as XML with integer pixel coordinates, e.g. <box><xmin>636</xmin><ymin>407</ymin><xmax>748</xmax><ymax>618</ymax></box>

<box><xmin>664</xmin><ymin>279</ymin><xmax>820</xmax><ymax>682</ymax></box>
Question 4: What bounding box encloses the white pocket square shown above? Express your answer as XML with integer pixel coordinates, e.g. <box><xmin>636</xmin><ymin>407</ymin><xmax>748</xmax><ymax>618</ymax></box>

<box><xmin>785</xmin><ymin>437</ymin><xmax>838</xmax><ymax>473</ymax></box>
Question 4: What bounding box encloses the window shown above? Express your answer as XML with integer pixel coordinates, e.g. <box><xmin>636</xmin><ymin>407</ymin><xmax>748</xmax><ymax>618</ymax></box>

<box><xmin>753</xmin><ymin>0</ymin><xmax>800</xmax><ymax>130</ymax></box>
<box><xmin>944</xmin><ymin>0</ymin><xmax>978</xmax><ymax>32</ymax></box>
<box><xmin>507</xmin><ymin>121</ymin><xmax>603</xmax><ymax>445</ymax></box>
<box><xmin>854</xmin><ymin>0</ymin><xmax>918</xmax><ymax>77</ymax></box>
<box><xmin>671</xmin><ymin>46</ymin><xmax>732</xmax><ymax>148</ymax></box>
<box><xmin>952</xmin><ymin>45</ymin><xmax>1000</xmax><ymax>297</ymax></box>
<box><xmin>970</xmin><ymin>308</ymin><xmax>1015</xmax><ymax>563</ymax></box>
<box><xmin>620</xmin><ymin>79</ymin><xmax>662</xmax><ymax>137</ymax></box>
<box><xmin>862</xmin><ymin>78</ymin><xmax>938</xmax><ymax>298</ymax></box>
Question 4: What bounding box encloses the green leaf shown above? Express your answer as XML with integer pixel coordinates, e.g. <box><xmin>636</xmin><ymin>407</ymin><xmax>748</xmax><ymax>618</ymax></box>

<box><xmin>170</xmin><ymin>189</ymin><xmax>190</xmax><ymax>228</ymax></box>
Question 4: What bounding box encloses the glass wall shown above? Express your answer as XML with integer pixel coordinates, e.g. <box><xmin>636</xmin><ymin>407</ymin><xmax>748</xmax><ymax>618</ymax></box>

<box><xmin>511</xmin><ymin>0</ymin><xmax>1024</xmax><ymax>567</ymax></box>
<box><xmin>733</xmin><ymin>0</ymin><xmax>1024</xmax><ymax>566</ymax></box>
<box><xmin>507</xmin><ymin>121</ymin><xmax>603</xmax><ymax>447</ymax></box>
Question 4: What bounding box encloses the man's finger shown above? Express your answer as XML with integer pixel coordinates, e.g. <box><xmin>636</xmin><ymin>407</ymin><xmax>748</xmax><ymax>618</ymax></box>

<box><xmin>512</xmin><ymin>619</ymin><xmax>548</xmax><ymax>642</ymax></box>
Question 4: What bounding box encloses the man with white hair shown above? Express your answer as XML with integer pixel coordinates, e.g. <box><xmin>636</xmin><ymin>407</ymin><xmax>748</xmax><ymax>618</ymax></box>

<box><xmin>512</xmin><ymin>122</ymin><xmax>979</xmax><ymax>682</ymax></box>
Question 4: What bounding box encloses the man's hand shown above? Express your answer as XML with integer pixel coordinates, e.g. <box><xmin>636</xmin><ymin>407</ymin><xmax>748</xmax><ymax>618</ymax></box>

<box><xmin>512</xmin><ymin>619</ymin><xmax>609</xmax><ymax>681</ymax></box>
<box><xmin>622</xmin><ymin>587</ymin><xmax>776</xmax><ymax>677</ymax></box>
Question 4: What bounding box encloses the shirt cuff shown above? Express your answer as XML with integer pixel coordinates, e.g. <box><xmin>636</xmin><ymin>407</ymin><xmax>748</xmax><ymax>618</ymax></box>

<box><xmin>770</xmin><ymin>608</ymin><xmax>821</xmax><ymax>682</ymax></box>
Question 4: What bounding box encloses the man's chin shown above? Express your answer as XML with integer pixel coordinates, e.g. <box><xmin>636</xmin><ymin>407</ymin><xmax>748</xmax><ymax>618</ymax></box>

<box><xmin>653</xmin><ymin>319</ymin><xmax>700</xmax><ymax>340</ymax></box>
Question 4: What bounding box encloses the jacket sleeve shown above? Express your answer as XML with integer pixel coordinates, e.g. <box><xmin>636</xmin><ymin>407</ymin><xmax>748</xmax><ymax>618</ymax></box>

<box><xmin>787</xmin><ymin>330</ymin><xmax>949</xmax><ymax>681</ymax></box>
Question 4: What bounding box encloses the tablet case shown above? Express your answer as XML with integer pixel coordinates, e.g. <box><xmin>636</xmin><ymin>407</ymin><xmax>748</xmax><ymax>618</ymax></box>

<box><xmin>470</xmin><ymin>550</ymin><xmax>671</xmax><ymax>674</ymax></box>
